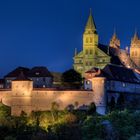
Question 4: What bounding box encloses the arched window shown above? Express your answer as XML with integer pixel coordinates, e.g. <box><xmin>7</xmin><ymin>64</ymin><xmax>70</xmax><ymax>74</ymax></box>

<box><xmin>86</xmin><ymin>38</ymin><xmax>88</xmax><ymax>43</ymax></box>
<box><xmin>135</xmin><ymin>51</ymin><xmax>137</xmax><ymax>56</ymax></box>
<box><xmin>90</xmin><ymin>49</ymin><xmax>93</xmax><ymax>54</ymax></box>
<box><xmin>90</xmin><ymin>38</ymin><xmax>92</xmax><ymax>43</ymax></box>
<box><xmin>85</xmin><ymin>49</ymin><xmax>88</xmax><ymax>54</ymax></box>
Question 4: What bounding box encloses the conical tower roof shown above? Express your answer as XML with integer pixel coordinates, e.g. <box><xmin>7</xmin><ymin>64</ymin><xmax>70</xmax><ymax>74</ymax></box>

<box><xmin>112</xmin><ymin>29</ymin><xmax>117</xmax><ymax>39</ymax></box>
<box><xmin>85</xmin><ymin>9</ymin><xmax>96</xmax><ymax>33</ymax></box>
<box><xmin>133</xmin><ymin>29</ymin><xmax>139</xmax><ymax>41</ymax></box>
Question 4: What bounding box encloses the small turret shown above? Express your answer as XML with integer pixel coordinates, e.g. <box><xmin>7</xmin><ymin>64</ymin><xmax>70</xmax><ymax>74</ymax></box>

<box><xmin>130</xmin><ymin>30</ymin><xmax>140</xmax><ymax>67</ymax></box>
<box><xmin>109</xmin><ymin>30</ymin><xmax>120</xmax><ymax>49</ymax></box>
<box><xmin>11</xmin><ymin>71</ymin><xmax>33</xmax><ymax>116</ymax></box>
<box><xmin>92</xmin><ymin>77</ymin><xmax>107</xmax><ymax>115</ymax></box>
<box><xmin>131</xmin><ymin>30</ymin><xmax>139</xmax><ymax>44</ymax></box>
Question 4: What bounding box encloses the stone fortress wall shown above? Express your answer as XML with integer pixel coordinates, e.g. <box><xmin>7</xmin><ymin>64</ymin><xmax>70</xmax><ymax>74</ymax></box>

<box><xmin>0</xmin><ymin>77</ymin><xmax>106</xmax><ymax>116</ymax></box>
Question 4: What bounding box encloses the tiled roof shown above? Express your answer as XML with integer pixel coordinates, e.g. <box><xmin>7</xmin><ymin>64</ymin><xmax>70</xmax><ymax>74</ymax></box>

<box><xmin>28</xmin><ymin>66</ymin><xmax>53</xmax><ymax>77</ymax></box>
<box><xmin>13</xmin><ymin>71</ymin><xmax>31</xmax><ymax>81</ymax></box>
<box><xmin>96</xmin><ymin>64</ymin><xmax>140</xmax><ymax>83</ymax></box>
<box><xmin>85</xmin><ymin>67</ymin><xmax>99</xmax><ymax>73</ymax></box>
<box><xmin>98</xmin><ymin>44</ymin><xmax>123</xmax><ymax>65</ymax></box>
<box><xmin>4</xmin><ymin>67</ymin><xmax>30</xmax><ymax>78</ymax></box>
<box><xmin>0</xmin><ymin>79</ymin><xmax>4</xmax><ymax>84</ymax></box>
<box><xmin>5</xmin><ymin>66</ymin><xmax>53</xmax><ymax>78</ymax></box>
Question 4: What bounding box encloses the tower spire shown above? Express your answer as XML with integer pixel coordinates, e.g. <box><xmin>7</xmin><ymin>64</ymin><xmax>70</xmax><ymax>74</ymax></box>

<box><xmin>113</xmin><ymin>28</ymin><xmax>117</xmax><ymax>38</ymax></box>
<box><xmin>133</xmin><ymin>28</ymin><xmax>139</xmax><ymax>40</ymax></box>
<box><xmin>85</xmin><ymin>8</ymin><xmax>96</xmax><ymax>33</ymax></box>
<box><xmin>109</xmin><ymin>29</ymin><xmax>120</xmax><ymax>49</ymax></box>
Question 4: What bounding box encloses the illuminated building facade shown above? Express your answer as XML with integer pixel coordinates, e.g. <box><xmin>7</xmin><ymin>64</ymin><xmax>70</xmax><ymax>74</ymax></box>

<box><xmin>130</xmin><ymin>32</ymin><xmax>140</xmax><ymax>68</ymax></box>
<box><xmin>73</xmin><ymin>10</ymin><xmax>110</xmax><ymax>76</ymax></box>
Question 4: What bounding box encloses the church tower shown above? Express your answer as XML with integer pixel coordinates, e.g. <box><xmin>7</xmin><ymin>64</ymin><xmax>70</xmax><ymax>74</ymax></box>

<box><xmin>130</xmin><ymin>31</ymin><xmax>140</xmax><ymax>67</ymax></box>
<box><xmin>109</xmin><ymin>31</ymin><xmax>120</xmax><ymax>49</ymax></box>
<box><xmin>83</xmin><ymin>9</ymin><xmax>98</xmax><ymax>67</ymax></box>
<box><xmin>73</xmin><ymin>9</ymin><xmax>110</xmax><ymax>77</ymax></box>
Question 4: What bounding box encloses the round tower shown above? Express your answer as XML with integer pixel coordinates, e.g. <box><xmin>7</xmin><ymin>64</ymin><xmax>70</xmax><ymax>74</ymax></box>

<box><xmin>92</xmin><ymin>77</ymin><xmax>107</xmax><ymax>115</ymax></box>
<box><xmin>11</xmin><ymin>72</ymin><xmax>33</xmax><ymax>116</ymax></box>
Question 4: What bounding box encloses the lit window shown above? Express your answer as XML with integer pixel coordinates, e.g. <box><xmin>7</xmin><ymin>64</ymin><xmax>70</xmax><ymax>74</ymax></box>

<box><xmin>122</xmin><ymin>83</ymin><xmax>126</xmax><ymax>87</ymax></box>
<box><xmin>90</xmin><ymin>38</ymin><xmax>92</xmax><ymax>43</ymax></box>
<box><xmin>86</xmin><ymin>38</ymin><xmax>88</xmax><ymax>43</ymax></box>
<box><xmin>86</xmin><ymin>81</ymin><xmax>90</xmax><ymax>85</ymax></box>
<box><xmin>36</xmin><ymin>72</ymin><xmax>40</xmax><ymax>75</ymax></box>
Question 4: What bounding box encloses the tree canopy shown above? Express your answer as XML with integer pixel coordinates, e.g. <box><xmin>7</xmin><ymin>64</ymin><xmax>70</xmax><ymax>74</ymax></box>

<box><xmin>61</xmin><ymin>69</ymin><xmax>82</xmax><ymax>89</ymax></box>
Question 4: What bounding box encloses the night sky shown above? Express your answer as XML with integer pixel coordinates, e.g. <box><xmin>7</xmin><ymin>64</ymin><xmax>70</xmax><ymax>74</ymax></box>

<box><xmin>0</xmin><ymin>0</ymin><xmax>140</xmax><ymax>77</ymax></box>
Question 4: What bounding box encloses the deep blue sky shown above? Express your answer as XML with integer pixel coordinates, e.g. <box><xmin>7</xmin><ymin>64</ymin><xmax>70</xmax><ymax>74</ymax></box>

<box><xmin>0</xmin><ymin>0</ymin><xmax>140</xmax><ymax>77</ymax></box>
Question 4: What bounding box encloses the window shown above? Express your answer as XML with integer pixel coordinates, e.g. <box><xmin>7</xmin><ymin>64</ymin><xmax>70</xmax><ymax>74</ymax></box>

<box><xmin>79</xmin><ymin>60</ymin><xmax>82</xmax><ymax>63</ymax></box>
<box><xmin>122</xmin><ymin>83</ymin><xmax>126</xmax><ymax>87</ymax></box>
<box><xmin>43</xmin><ymin>77</ymin><xmax>46</xmax><ymax>82</ymax></box>
<box><xmin>86</xmin><ymin>80</ymin><xmax>90</xmax><ymax>85</ymax></box>
<box><xmin>135</xmin><ymin>51</ymin><xmax>137</xmax><ymax>56</ymax></box>
<box><xmin>85</xmin><ymin>49</ymin><xmax>88</xmax><ymax>55</ymax></box>
<box><xmin>90</xmin><ymin>38</ymin><xmax>92</xmax><ymax>43</ymax></box>
<box><xmin>7</xmin><ymin>80</ymin><xmax>11</xmax><ymax>83</ymax></box>
<box><xmin>36</xmin><ymin>72</ymin><xmax>40</xmax><ymax>75</ymax></box>
<box><xmin>89</xmin><ymin>62</ymin><xmax>92</xmax><ymax>66</ymax></box>
<box><xmin>132</xmin><ymin>51</ymin><xmax>134</xmax><ymax>56</ymax></box>
<box><xmin>86</xmin><ymin>38</ymin><xmax>88</xmax><ymax>43</ymax></box>
<box><xmin>86</xmin><ymin>62</ymin><xmax>88</xmax><ymax>66</ymax></box>
<box><xmin>90</xmin><ymin>50</ymin><xmax>93</xmax><ymax>55</ymax></box>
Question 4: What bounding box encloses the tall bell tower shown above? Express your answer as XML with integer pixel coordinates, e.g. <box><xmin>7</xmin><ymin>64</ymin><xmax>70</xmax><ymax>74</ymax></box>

<box><xmin>83</xmin><ymin>9</ymin><xmax>98</xmax><ymax>71</ymax></box>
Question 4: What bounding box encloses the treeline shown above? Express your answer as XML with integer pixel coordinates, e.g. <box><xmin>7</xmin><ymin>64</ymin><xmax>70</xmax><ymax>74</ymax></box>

<box><xmin>0</xmin><ymin>103</ymin><xmax>140</xmax><ymax>140</ymax></box>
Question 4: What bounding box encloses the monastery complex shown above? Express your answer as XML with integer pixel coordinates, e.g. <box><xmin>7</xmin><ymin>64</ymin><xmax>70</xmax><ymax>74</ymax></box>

<box><xmin>1</xmin><ymin>10</ymin><xmax>140</xmax><ymax>116</ymax></box>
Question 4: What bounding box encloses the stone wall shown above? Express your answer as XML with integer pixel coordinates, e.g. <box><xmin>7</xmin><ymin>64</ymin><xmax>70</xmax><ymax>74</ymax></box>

<box><xmin>0</xmin><ymin>77</ymin><xmax>108</xmax><ymax>116</ymax></box>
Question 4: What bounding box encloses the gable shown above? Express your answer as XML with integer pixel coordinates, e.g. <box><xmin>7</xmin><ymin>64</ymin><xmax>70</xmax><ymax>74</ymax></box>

<box><xmin>74</xmin><ymin>51</ymin><xmax>83</xmax><ymax>58</ymax></box>
<box><xmin>96</xmin><ymin>48</ymin><xmax>110</xmax><ymax>58</ymax></box>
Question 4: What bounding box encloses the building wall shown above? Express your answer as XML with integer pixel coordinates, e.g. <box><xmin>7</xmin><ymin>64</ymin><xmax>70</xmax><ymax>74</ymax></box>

<box><xmin>0</xmin><ymin>79</ymin><xmax>97</xmax><ymax>116</ymax></box>
<box><xmin>107</xmin><ymin>80</ymin><xmax>140</xmax><ymax>94</ymax></box>
<box><xmin>3</xmin><ymin>90</ymin><xmax>94</xmax><ymax>116</ymax></box>
<box><xmin>1</xmin><ymin>77</ymin><xmax>140</xmax><ymax>116</ymax></box>
<box><xmin>91</xmin><ymin>77</ymin><xmax>107</xmax><ymax>115</ymax></box>
<box><xmin>130</xmin><ymin>47</ymin><xmax>140</xmax><ymax>67</ymax></box>
<box><xmin>29</xmin><ymin>77</ymin><xmax>53</xmax><ymax>88</ymax></box>
<box><xmin>5</xmin><ymin>76</ymin><xmax>53</xmax><ymax>89</ymax></box>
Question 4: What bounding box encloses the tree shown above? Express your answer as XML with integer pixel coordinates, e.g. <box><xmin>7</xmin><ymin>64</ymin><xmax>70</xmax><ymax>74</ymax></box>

<box><xmin>87</xmin><ymin>102</ymin><xmax>96</xmax><ymax>115</ymax></box>
<box><xmin>62</xmin><ymin>69</ymin><xmax>82</xmax><ymax>89</ymax></box>
<box><xmin>51</xmin><ymin>102</ymin><xmax>59</xmax><ymax>122</ymax></box>
<box><xmin>109</xmin><ymin>97</ymin><xmax>116</xmax><ymax>112</ymax></box>
<box><xmin>74</xmin><ymin>101</ymin><xmax>79</xmax><ymax>110</ymax></box>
